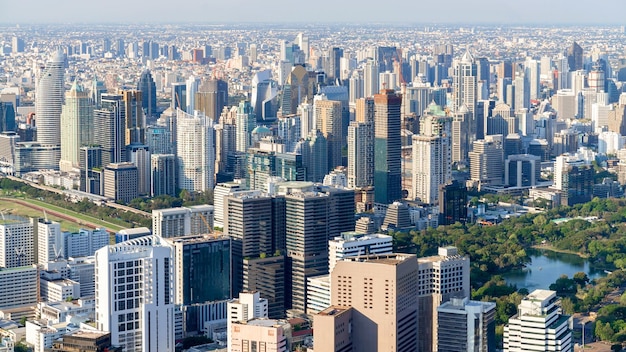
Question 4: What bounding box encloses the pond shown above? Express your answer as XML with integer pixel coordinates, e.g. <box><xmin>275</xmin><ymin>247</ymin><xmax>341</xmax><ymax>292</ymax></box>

<box><xmin>503</xmin><ymin>248</ymin><xmax>607</xmax><ymax>291</ymax></box>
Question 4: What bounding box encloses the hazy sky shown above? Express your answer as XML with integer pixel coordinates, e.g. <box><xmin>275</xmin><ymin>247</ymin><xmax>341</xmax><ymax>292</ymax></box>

<box><xmin>2</xmin><ymin>0</ymin><xmax>625</xmax><ymax>25</ymax></box>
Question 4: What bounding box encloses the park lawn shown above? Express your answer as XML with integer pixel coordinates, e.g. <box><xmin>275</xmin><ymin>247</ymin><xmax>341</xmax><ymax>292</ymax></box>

<box><xmin>25</xmin><ymin>198</ymin><xmax>131</xmax><ymax>232</ymax></box>
<box><xmin>0</xmin><ymin>199</ymin><xmax>83</xmax><ymax>232</ymax></box>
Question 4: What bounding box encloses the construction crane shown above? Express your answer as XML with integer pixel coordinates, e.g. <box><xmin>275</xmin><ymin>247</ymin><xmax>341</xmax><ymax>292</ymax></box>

<box><xmin>198</xmin><ymin>213</ymin><xmax>219</xmax><ymax>239</ymax></box>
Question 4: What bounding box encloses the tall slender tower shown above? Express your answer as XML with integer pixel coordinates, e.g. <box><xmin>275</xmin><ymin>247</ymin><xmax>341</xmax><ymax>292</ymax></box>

<box><xmin>60</xmin><ymin>82</ymin><xmax>93</xmax><ymax>172</ymax></box>
<box><xmin>452</xmin><ymin>49</ymin><xmax>478</xmax><ymax>146</ymax></box>
<box><xmin>235</xmin><ymin>101</ymin><xmax>256</xmax><ymax>153</ymax></box>
<box><xmin>94</xmin><ymin>94</ymin><xmax>126</xmax><ymax>166</ymax></box>
<box><xmin>186</xmin><ymin>75</ymin><xmax>200</xmax><ymax>113</ymax></box>
<box><xmin>374</xmin><ymin>89</ymin><xmax>402</xmax><ymax>205</ymax></box>
<box><xmin>137</xmin><ymin>69</ymin><xmax>157</xmax><ymax>118</ymax></box>
<box><xmin>36</xmin><ymin>50</ymin><xmax>65</xmax><ymax>146</ymax></box>
<box><xmin>314</xmin><ymin>98</ymin><xmax>343</xmax><ymax>171</ymax></box>
<box><xmin>122</xmin><ymin>90</ymin><xmax>144</xmax><ymax>146</ymax></box>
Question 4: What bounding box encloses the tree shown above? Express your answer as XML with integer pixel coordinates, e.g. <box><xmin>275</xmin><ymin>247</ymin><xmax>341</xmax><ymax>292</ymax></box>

<box><xmin>14</xmin><ymin>343</ymin><xmax>28</xmax><ymax>352</ymax></box>
<box><xmin>549</xmin><ymin>275</ymin><xmax>577</xmax><ymax>296</ymax></box>
<box><xmin>596</xmin><ymin>321</ymin><xmax>615</xmax><ymax>342</ymax></box>
<box><xmin>573</xmin><ymin>272</ymin><xmax>590</xmax><ymax>287</ymax></box>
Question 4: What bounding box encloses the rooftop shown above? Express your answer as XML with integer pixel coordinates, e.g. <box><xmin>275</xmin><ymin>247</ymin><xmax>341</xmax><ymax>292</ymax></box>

<box><xmin>317</xmin><ymin>306</ymin><xmax>352</xmax><ymax>317</ymax></box>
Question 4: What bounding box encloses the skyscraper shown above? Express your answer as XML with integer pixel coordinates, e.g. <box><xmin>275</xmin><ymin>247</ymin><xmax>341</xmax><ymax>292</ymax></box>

<box><xmin>95</xmin><ymin>94</ymin><xmax>126</xmax><ymax>166</ymax></box>
<box><xmin>437</xmin><ymin>297</ymin><xmax>496</xmax><ymax>352</ymax></box>
<box><xmin>0</xmin><ymin>215</ymin><xmax>34</xmax><ymax>268</ymax></box>
<box><xmin>95</xmin><ymin>236</ymin><xmax>175</xmax><ymax>352</ymax></box>
<box><xmin>122</xmin><ymin>90</ymin><xmax>145</xmax><ymax>146</ymax></box>
<box><xmin>137</xmin><ymin>69</ymin><xmax>157</xmax><ymax>118</ymax></box>
<box><xmin>327</xmin><ymin>47</ymin><xmax>343</xmax><ymax>83</ymax></box>
<box><xmin>185</xmin><ymin>75</ymin><xmax>200</xmax><ymax>113</ymax></box>
<box><xmin>314</xmin><ymin>98</ymin><xmax>343</xmax><ymax>171</ymax></box>
<box><xmin>176</xmin><ymin>109</ymin><xmax>214</xmax><ymax>192</ymax></box>
<box><xmin>36</xmin><ymin>50</ymin><xmax>65</xmax><ymax>147</ymax></box>
<box><xmin>59</xmin><ymin>82</ymin><xmax>93</xmax><ymax>172</ymax></box>
<box><xmin>364</xmin><ymin>59</ymin><xmax>379</xmax><ymax>98</ymax></box>
<box><xmin>452</xmin><ymin>49</ymin><xmax>478</xmax><ymax>144</ymax></box>
<box><xmin>374</xmin><ymin>89</ymin><xmax>402</xmax><ymax>205</ymax></box>
<box><xmin>195</xmin><ymin>79</ymin><xmax>228</xmax><ymax>121</ymax></box>
<box><xmin>567</xmin><ymin>42</ymin><xmax>583</xmax><ymax>72</ymax></box>
<box><xmin>151</xmin><ymin>154</ymin><xmax>177</xmax><ymax>197</ymax></box>
<box><xmin>37</xmin><ymin>219</ymin><xmax>63</xmax><ymax>264</ymax></box>
<box><xmin>235</xmin><ymin>101</ymin><xmax>256</xmax><ymax>153</ymax></box>
<box><xmin>347</xmin><ymin>120</ymin><xmax>374</xmax><ymax>189</ymax></box>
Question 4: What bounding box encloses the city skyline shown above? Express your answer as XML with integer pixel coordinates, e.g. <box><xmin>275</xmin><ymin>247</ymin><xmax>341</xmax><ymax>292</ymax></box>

<box><xmin>2</xmin><ymin>0</ymin><xmax>626</xmax><ymax>25</ymax></box>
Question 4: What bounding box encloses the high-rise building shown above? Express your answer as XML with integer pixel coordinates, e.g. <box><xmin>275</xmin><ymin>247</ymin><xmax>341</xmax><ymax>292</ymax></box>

<box><xmin>0</xmin><ymin>101</ymin><xmax>16</xmax><ymax>133</ymax></box>
<box><xmin>227</xmin><ymin>291</ymin><xmax>269</xmax><ymax>352</ymax></box>
<box><xmin>328</xmin><ymin>232</ymin><xmax>393</xmax><ymax>273</ymax></box>
<box><xmin>567</xmin><ymin>42</ymin><xmax>583</xmax><ymax>72</ymax></box>
<box><xmin>151</xmin><ymin>154</ymin><xmax>177</xmax><ymax>197</ymax></box>
<box><xmin>171</xmin><ymin>83</ymin><xmax>186</xmax><ymax>112</ymax></box>
<box><xmin>328</xmin><ymin>254</ymin><xmax>418</xmax><ymax>351</ymax></box>
<box><xmin>126</xmin><ymin>144</ymin><xmax>151</xmax><ymax>196</ymax></box>
<box><xmin>452</xmin><ymin>50</ymin><xmax>478</xmax><ymax>142</ymax></box>
<box><xmin>327</xmin><ymin>47</ymin><xmax>343</xmax><ymax>82</ymax></box>
<box><xmin>0</xmin><ymin>215</ymin><xmax>34</xmax><ymax>268</ymax></box>
<box><xmin>195</xmin><ymin>79</ymin><xmax>228</xmax><ymax>121</ymax></box>
<box><xmin>62</xmin><ymin>228</ymin><xmax>109</xmax><ymax>259</ymax></box>
<box><xmin>176</xmin><ymin>109</ymin><xmax>214</xmax><ymax>192</ymax></box>
<box><xmin>59</xmin><ymin>82</ymin><xmax>93</xmax><ymax>172</ymax></box>
<box><xmin>504</xmin><ymin>289</ymin><xmax>572</xmax><ymax>352</ymax></box>
<box><xmin>315</xmin><ymin>99</ymin><xmax>343</xmax><ymax>171</ymax></box>
<box><xmin>137</xmin><ymin>70</ymin><xmax>157</xmax><ymax>118</ymax></box>
<box><xmin>95</xmin><ymin>236</ymin><xmax>175</xmax><ymax>352</ymax></box>
<box><xmin>36</xmin><ymin>50</ymin><xmax>65</xmax><ymax>149</ymax></box>
<box><xmin>37</xmin><ymin>219</ymin><xmax>63</xmax><ymax>264</ymax></box>
<box><xmin>229</xmin><ymin>319</ymin><xmax>290</xmax><ymax>352</ymax></box>
<box><xmin>185</xmin><ymin>75</ymin><xmax>200</xmax><ymax>113</ymax></box>
<box><xmin>95</xmin><ymin>94</ymin><xmax>126</xmax><ymax>166</ymax></box>
<box><xmin>505</xmin><ymin>154</ymin><xmax>541</xmax><ymax>188</ymax></box>
<box><xmin>469</xmin><ymin>136</ymin><xmax>504</xmax><ymax>189</ymax></box>
<box><xmin>313</xmin><ymin>306</ymin><xmax>354</xmax><ymax>352</ymax></box>
<box><xmin>0</xmin><ymin>265</ymin><xmax>38</xmax><ymax>309</ymax></box>
<box><xmin>347</xmin><ymin>120</ymin><xmax>374</xmax><ymax>188</ymax></box>
<box><xmin>12</xmin><ymin>36</ymin><xmax>25</xmax><ymax>53</ymax></box>
<box><xmin>437</xmin><ymin>297</ymin><xmax>496</xmax><ymax>352</ymax></box>
<box><xmin>243</xmin><ymin>255</ymin><xmax>287</xmax><ymax>319</ymax></box>
<box><xmin>235</xmin><ymin>101</ymin><xmax>256</xmax><ymax>153</ymax></box>
<box><xmin>103</xmin><ymin>162</ymin><xmax>138</xmax><ymax>204</ymax></box>
<box><xmin>374</xmin><ymin>89</ymin><xmax>402</xmax><ymax>205</ymax></box>
<box><xmin>417</xmin><ymin>247</ymin><xmax>471</xmax><ymax>352</ymax></box>
<box><xmin>152</xmin><ymin>205</ymin><xmax>214</xmax><ymax>238</ymax></box>
<box><xmin>168</xmin><ymin>235</ymin><xmax>231</xmax><ymax>305</ymax></box>
<box><xmin>121</xmin><ymin>90</ymin><xmax>144</xmax><ymax>146</ymax></box>
<box><xmin>412</xmin><ymin>105</ymin><xmax>452</xmax><ymax>205</ymax></box>
<box><xmin>439</xmin><ymin>181</ymin><xmax>468</xmax><ymax>225</ymax></box>
<box><xmin>364</xmin><ymin>59</ymin><xmax>379</xmax><ymax>98</ymax></box>
<box><xmin>554</xmin><ymin>154</ymin><xmax>594</xmax><ymax>206</ymax></box>
<box><xmin>300</xmin><ymin>130</ymin><xmax>328</xmax><ymax>183</ymax></box>
<box><xmin>79</xmin><ymin>146</ymin><xmax>103</xmax><ymax>194</ymax></box>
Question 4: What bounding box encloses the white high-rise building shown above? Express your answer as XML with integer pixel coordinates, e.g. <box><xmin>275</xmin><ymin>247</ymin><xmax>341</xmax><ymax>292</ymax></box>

<box><xmin>59</xmin><ymin>82</ymin><xmax>93</xmax><ymax>172</ymax></box>
<box><xmin>235</xmin><ymin>101</ymin><xmax>256</xmax><ymax>153</ymax></box>
<box><xmin>37</xmin><ymin>219</ymin><xmax>63</xmax><ymax>264</ymax></box>
<box><xmin>347</xmin><ymin>121</ymin><xmax>374</xmax><ymax>189</ymax></box>
<box><xmin>0</xmin><ymin>215</ymin><xmax>34</xmax><ymax>269</ymax></box>
<box><xmin>185</xmin><ymin>75</ymin><xmax>200</xmax><ymax>113</ymax></box>
<box><xmin>0</xmin><ymin>265</ymin><xmax>38</xmax><ymax>309</ymax></box>
<box><xmin>95</xmin><ymin>236</ymin><xmax>175</xmax><ymax>352</ymax></box>
<box><xmin>412</xmin><ymin>112</ymin><xmax>451</xmax><ymax>205</ymax></box>
<box><xmin>176</xmin><ymin>109</ymin><xmax>214</xmax><ymax>192</ymax></box>
<box><xmin>328</xmin><ymin>232</ymin><xmax>393</xmax><ymax>273</ymax></box>
<box><xmin>364</xmin><ymin>58</ymin><xmax>378</xmax><ymax>98</ymax></box>
<box><xmin>213</xmin><ymin>182</ymin><xmax>243</xmax><ymax>228</ymax></box>
<box><xmin>152</xmin><ymin>205</ymin><xmax>214</xmax><ymax>238</ymax></box>
<box><xmin>504</xmin><ymin>289</ymin><xmax>572</xmax><ymax>352</ymax></box>
<box><xmin>227</xmin><ymin>291</ymin><xmax>269</xmax><ymax>352</ymax></box>
<box><xmin>452</xmin><ymin>50</ymin><xmax>477</xmax><ymax>139</ymax></box>
<box><xmin>36</xmin><ymin>50</ymin><xmax>65</xmax><ymax>147</ymax></box>
<box><xmin>63</xmin><ymin>228</ymin><xmax>109</xmax><ymax>258</ymax></box>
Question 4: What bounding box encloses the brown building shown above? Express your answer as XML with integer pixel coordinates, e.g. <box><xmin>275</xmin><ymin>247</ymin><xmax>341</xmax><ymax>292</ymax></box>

<box><xmin>316</xmin><ymin>253</ymin><xmax>419</xmax><ymax>352</ymax></box>
<box><xmin>51</xmin><ymin>330</ymin><xmax>121</xmax><ymax>352</ymax></box>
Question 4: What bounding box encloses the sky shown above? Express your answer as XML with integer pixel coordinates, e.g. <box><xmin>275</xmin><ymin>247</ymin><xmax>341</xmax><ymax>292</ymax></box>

<box><xmin>1</xmin><ymin>0</ymin><xmax>625</xmax><ymax>25</ymax></box>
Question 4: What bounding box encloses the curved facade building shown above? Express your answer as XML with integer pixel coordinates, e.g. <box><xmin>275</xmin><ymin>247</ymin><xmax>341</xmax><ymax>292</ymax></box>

<box><xmin>36</xmin><ymin>50</ymin><xmax>65</xmax><ymax>146</ymax></box>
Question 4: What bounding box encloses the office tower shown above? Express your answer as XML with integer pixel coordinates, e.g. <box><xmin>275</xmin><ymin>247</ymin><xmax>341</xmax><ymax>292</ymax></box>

<box><xmin>504</xmin><ymin>154</ymin><xmax>541</xmax><ymax>188</ymax></box>
<box><xmin>60</xmin><ymin>82</ymin><xmax>93</xmax><ymax>172</ymax></box>
<box><xmin>504</xmin><ymin>290</ymin><xmax>572</xmax><ymax>352</ymax></box>
<box><xmin>437</xmin><ymin>297</ymin><xmax>496</xmax><ymax>352</ymax></box>
<box><xmin>328</xmin><ymin>232</ymin><xmax>393</xmax><ymax>272</ymax></box>
<box><xmin>412</xmin><ymin>106</ymin><xmax>451</xmax><ymax>205</ymax></box>
<box><xmin>177</xmin><ymin>109</ymin><xmax>214</xmax><ymax>192</ymax></box>
<box><xmin>213</xmin><ymin>182</ymin><xmax>243</xmax><ymax>228</ymax></box>
<box><xmin>243</xmin><ymin>255</ymin><xmax>287</xmax><ymax>319</ymax></box>
<box><xmin>0</xmin><ymin>101</ymin><xmax>16</xmax><ymax>133</ymax></box>
<box><xmin>347</xmin><ymin>120</ymin><xmax>374</xmax><ymax>188</ymax></box>
<box><xmin>37</xmin><ymin>219</ymin><xmax>63</xmax><ymax>264</ymax></box>
<box><xmin>281</xmin><ymin>65</ymin><xmax>314</xmax><ymax>116</ymax></box>
<box><xmin>439</xmin><ymin>181</ymin><xmax>468</xmax><ymax>225</ymax></box>
<box><xmin>553</xmin><ymin>129</ymin><xmax>579</xmax><ymax>156</ymax></box>
<box><xmin>146</xmin><ymin>125</ymin><xmax>172</xmax><ymax>155</ymax></box>
<box><xmin>0</xmin><ymin>215</ymin><xmax>34</xmax><ymax>268</ymax></box>
<box><xmin>0</xmin><ymin>265</ymin><xmax>38</xmax><ymax>309</ymax></box>
<box><xmin>95</xmin><ymin>94</ymin><xmax>126</xmax><ymax>166</ymax></box>
<box><xmin>126</xmin><ymin>144</ymin><xmax>151</xmax><ymax>196</ymax></box>
<box><xmin>554</xmin><ymin>154</ymin><xmax>594</xmax><ymax>206</ymax></box>
<box><xmin>251</xmin><ymin>71</ymin><xmax>279</xmax><ymax>121</ymax></box>
<box><xmin>185</xmin><ymin>75</ymin><xmax>200</xmax><ymax>113</ymax></box>
<box><xmin>329</xmin><ymin>254</ymin><xmax>418</xmax><ymax>351</ymax></box>
<box><xmin>300</xmin><ymin>130</ymin><xmax>328</xmax><ymax>183</ymax></box>
<box><xmin>228</xmin><ymin>319</ymin><xmax>290</xmax><ymax>352</ymax></box>
<box><xmin>374</xmin><ymin>89</ymin><xmax>402</xmax><ymax>205</ymax></box>
<box><xmin>285</xmin><ymin>189</ymin><xmax>329</xmax><ymax>312</ymax></box>
<box><xmin>103</xmin><ymin>162</ymin><xmax>138</xmax><ymax>204</ymax></box>
<box><xmin>553</xmin><ymin>89</ymin><xmax>577</xmax><ymax>120</ymax></box>
<box><xmin>215</xmin><ymin>109</ymin><xmax>238</xmax><ymax>179</ymax></box>
<box><xmin>417</xmin><ymin>247</ymin><xmax>471</xmax><ymax>352</ymax></box>
<box><xmin>12</xmin><ymin>36</ymin><xmax>25</xmax><ymax>53</ymax></box>
<box><xmin>349</xmin><ymin>70</ymin><xmax>364</xmax><ymax>103</ymax></box>
<box><xmin>381</xmin><ymin>201</ymin><xmax>412</xmax><ymax>231</ymax></box>
<box><xmin>79</xmin><ymin>146</ymin><xmax>103</xmax><ymax>194</ymax></box>
<box><xmin>235</xmin><ymin>101</ymin><xmax>256</xmax><ymax>153</ymax></box>
<box><xmin>364</xmin><ymin>58</ymin><xmax>379</xmax><ymax>98</ymax></box>
<box><xmin>487</xmin><ymin>103</ymin><xmax>517</xmax><ymax>136</ymax></box>
<box><xmin>91</xmin><ymin>77</ymin><xmax>107</xmax><ymax>109</ymax></box>
<box><xmin>313</xmin><ymin>306</ymin><xmax>354</xmax><ymax>352</ymax></box>
<box><xmin>169</xmin><ymin>235</ymin><xmax>231</xmax><ymax>306</ymax></box>
<box><xmin>451</xmin><ymin>107</ymin><xmax>470</xmax><ymax>165</ymax></box>
<box><xmin>151</xmin><ymin>154</ymin><xmax>177</xmax><ymax>197</ymax></box>
<box><xmin>36</xmin><ymin>50</ymin><xmax>65</xmax><ymax>148</ymax></box>
<box><xmin>567</xmin><ymin>42</ymin><xmax>583</xmax><ymax>72</ymax></box>
<box><xmin>315</xmin><ymin>99</ymin><xmax>343</xmax><ymax>171</ymax></box>
<box><xmin>224</xmin><ymin>191</ymin><xmax>277</xmax><ymax>295</ymax></box>
<box><xmin>171</xmin><ymin>83</ymin><xmax>186</xmax><ymax>111</ymax></box>
<box><xmin>121</xmin><ymin>90</ymin><xmax>144</xmax><ymax>146</ymax></box>
<box><xmin>195</xmin><ymin>79</ymin><xmax>228</xmax><ymax>120</ymax></box>
<box><xmin>152</xmin><ymin>205</ymin><xmax>214</xmax><ymax>238</ymax></box>
<box><xmin>452</xmin><ymin>50</ymin><xmax>478</xmax><ymax>140</ymax></box>
<box><xmin>63</xmin><ymin>228</ymin><xmax>109</xmax><ymax>258</ymax></box>
<box><xmin>320</xmin><ymin>184</ymin><xmax>355</xmax><ymax>237</ymax></box>
<box><xmin>95</xmin><ymin>236</ymin><xmax>175</xmax><ymax>352</ymax></box>
<box><xmin>524</xmin><ymin>58</ymin><xmax>541</xmax><ymax>100</ymax></box>
<box><xmin>513</xmin><ymin>72</ymin><xmax>530</xmax><ymax>112</ymax></box>
<box><xmin>469</xmin><ymin>136</ymin><xmax>504</xmax><ymax>189</ymax></box>
<box><xmin>295</xmin><ymin>33</ymin><xmax>309</xmax><ymax>60</ymax></box>
<box><xmin>137</xmin><ymin>70</ymin><xmax>157</xmax><ymax>118</ymax></box>
<box><xmin>588</xmin><ymin>64</ymin><xmax>605</xmax><ymax>93</ymax></box>
<box><xmin>328</xmin><ymin>47</ymin><xmax>343</xmax><ymax>82</ymax></box>
<box><xmin>476</xmin><ymin>57</ymin><xmax>490</xmax><ymax>100</ymax></box>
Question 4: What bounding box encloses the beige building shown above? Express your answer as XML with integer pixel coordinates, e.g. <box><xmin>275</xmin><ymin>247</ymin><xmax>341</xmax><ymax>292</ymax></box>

<box><xmin>320</xmin><ymin>253</ymin><xmax>419</xmax><ymax>352</ymax></box>
<box><xmin>229</xmin><ymin>319</ymin><xmax>291</xmax><ymax>352</ymax></box>
<box><xmin>313</xmin><ymin>306</ymin><xmax>354</xmax><ymax>352</ymax></box>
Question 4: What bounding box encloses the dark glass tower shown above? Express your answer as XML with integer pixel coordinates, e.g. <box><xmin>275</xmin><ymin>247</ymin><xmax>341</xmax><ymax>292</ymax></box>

<box><xmin>137</xmin><ymin>69</ymin><xmax>157</xmax><ymax>118</ymax></box>
<box><xmin>374</xmin><ymin>89</ymin><xmax>402</xmax><ymax>205</ymax></box>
